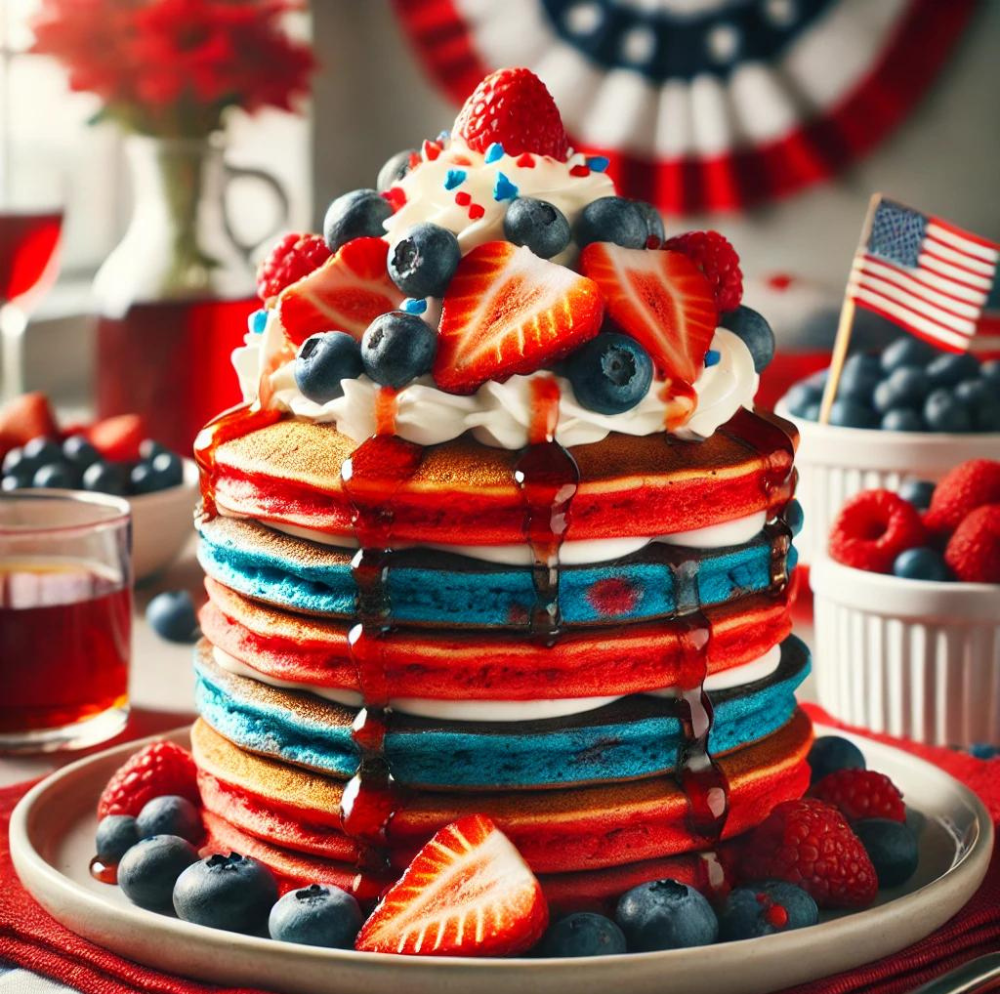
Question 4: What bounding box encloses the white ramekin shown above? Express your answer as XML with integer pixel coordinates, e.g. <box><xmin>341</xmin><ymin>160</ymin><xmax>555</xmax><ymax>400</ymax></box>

<box><xmin>775</xmin><ymin>401</ymin><xmax>1000</xmax><ymax>565</ymax></box>
<box><xmin>811</xmin><ymin>555</ymin><xmax>1000</xmax><ymax>747</ymax></box>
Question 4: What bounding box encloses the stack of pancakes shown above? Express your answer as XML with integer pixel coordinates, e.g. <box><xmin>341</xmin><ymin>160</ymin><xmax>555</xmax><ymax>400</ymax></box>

<box><xmin>191</xmin><ymin>405</ymin><xmax>812</xmax><ymax>911</ymax></box>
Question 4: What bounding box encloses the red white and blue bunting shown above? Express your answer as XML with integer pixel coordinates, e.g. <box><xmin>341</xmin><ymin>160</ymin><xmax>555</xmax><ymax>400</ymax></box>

<box><xmin>392</xmin><ymin>0</ymin><xmax>978</xmax><ymax>214</ymax></box>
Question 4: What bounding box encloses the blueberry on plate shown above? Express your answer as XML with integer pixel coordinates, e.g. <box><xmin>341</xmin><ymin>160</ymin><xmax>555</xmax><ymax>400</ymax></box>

<box><xmin>538</xmin><ymin>912</ymin><xmax>627</xmax><ymax>957</ymax></box>
<box><xmin>268</xmin><ymin>883</ymin><xmax>363</xmax><ymax>948</ymax></box>
<box><xmin>783</xmin><ymin>383</ymin><xmax>820</xmax><ymax>418</ymax></box>
<box><xmin>631</xmin><ymin>200</ymin><xmax>665</xmax><ymax>245</ymax></box>
<box><xmin>95</xmin><ymin>814</ymin><xmax>140</xmax><ymax>863</ymax></box>
<box><xmin>118</xmin><ymin>835</ymin><xmax>199</xmax><ymax>911</ymax></box>
<box><xmin>503</xmin><ymin>198</ymin><xmax>571</xmax><ymax>259</ymax></box>
<box><xmin>873</xmin><ymin>367</ymin><xmax>930</xmax><ymax>413</ymax></box>
<box><xmin>323</xmin><ymin>189</ymin><xmax>393</xmax><ymax>254</ymax></box>
<box><xmin>137</xmin><ymin>795</ymin><xmax>202</xmax><ymax>843</ymax></box>
<box><xmin>574</xmin><ymin>197</ymin><xmax>647</xmax><ymax>249</ymax></box>
<box><xmin>926</xmin><ymin>352</ymin><xmax>980</xmax><ymax>388</ymax></box>
<box><xmin>721</xmin><ymin>306</ymin><xmax>775</xmax><ymax>373</ymax></box>
<box><xmin>828</xmin><ymin>399</ymin><xmax>878</xmax><ymax>429</ymax></box>
<box><xmin>32</xmin><ymin>463</ymin><xmax>75</xmax><ymax>488</ymax></box>
<box><xmin>717</xmin><ymin>882</ymin><xmax>817</xmax><ymax>941</ymax></box>
<box><xmin>808</xmin><ymin>735</ymin><xmax>865</xmax><ymax>782</ymax></box>
<box><xmin>376</xmin><ymin>148</ymin><xmax>416</xmax><ymax>192</ymax></box>
<box><xmin>146</xmin><ymin>590</ymin><xmax>200</xmax><ymax>644</ymax></box>
<box><xmin>294</xmin><ymin>331</ymin><xmax>365</xmax><ymax>404</ymax></box>
<box><xmin>81</xmin><ymin>461</ymin><xmax>129</xmax><ymax>496</ymax></box>
<box><xmin>880</xmin><ymin>409</ymin><xmax>924</xmax><ymax>432</ymax></box>
<box><xmin>924</xmin><ymin>389</ymin><xmax>973</xmax><ymax>432</ymax></box>
<box><xmin>62</xmin><ymin>435</ymin><xmax>100</xmax><ymax>470</ymax></box>
<box><xmin>173</xmin><ymin>852</ymin><xmax>279</xmax><ymax>934</ymax></box>
<box><xmin>744</xmin><ymin>880</ymin><xmax>818</xmax><ymax>930</ymax></box>
<box><xmin>388</xmin><ymin>222</ymin><xmax>461</xmax><ymax>298</ymax></box>
<box><xmin>837</xmin><ymin>353</ymin><xmax>881</xmax><ymax>402</ymax></box>
<box><xmin>854</xmin><ymin>818</ymin><xmax>919</xmax><ymax>888</ymax></box>
<box><xmin>361</xmin><ymin>311</ymin><xmax>437</xmax><ymax>389</ymax></box>
<box><xmin>898</xmin><ymin>479</ymin><xmax>935</xmax><ymax>510</ymax></box>
<box><xmin>881</xmin><ymin>337</ymin><xmax>934</xmax><ymax>373</ymax></box>
<box><xmin>567</xmin><ymin>333</ymin><xmax>653</xmax><ymax>415</ymax></box>
<box><xmin>615</xmin><ymin>879</ymin><xmax>718</xmax><ymax>952</ymax></box>
<box><xmin>892</xmin><ymin>547</ymin><xmax>952</xmax><ymax>582</ymax></box>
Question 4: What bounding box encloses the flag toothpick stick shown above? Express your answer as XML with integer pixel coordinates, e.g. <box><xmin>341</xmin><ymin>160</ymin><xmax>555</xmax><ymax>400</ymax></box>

<box><xmin>819</xmin><ymin>297</ymin><xmax>856</xmax><ymax>424</ymax></box>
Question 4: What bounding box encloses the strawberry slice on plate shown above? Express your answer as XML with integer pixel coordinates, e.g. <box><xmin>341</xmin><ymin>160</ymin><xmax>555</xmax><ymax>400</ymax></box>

<box><xmin>433</xmin><ymin>241</ymin><xmax>603</xmax><ymax>394</ymax></box>
<box><xmin>355</xmin><ymin>814</ymin><xmax>548</xmax><ymax>957</ymax></box>
<box><xmin>277</xmin><ymin>236</ymin><xmax>403</xmax><ymax>345</ymax></box>
<box><xmin>579</xmin><ymin>243</ymin><xmax>718</xmax><ymax>387</ymax></box>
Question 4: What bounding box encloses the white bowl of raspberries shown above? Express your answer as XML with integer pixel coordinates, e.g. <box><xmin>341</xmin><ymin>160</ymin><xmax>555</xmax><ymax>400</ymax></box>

<box><xmin>776</xmin><ymin>338</ymin><xmax>1000</xmax><ymax>566</ymax></box>
<box><xmin>811</xmin><ymin>459</ymin><xmax>1000</xmax><ymax>748</ymax></box>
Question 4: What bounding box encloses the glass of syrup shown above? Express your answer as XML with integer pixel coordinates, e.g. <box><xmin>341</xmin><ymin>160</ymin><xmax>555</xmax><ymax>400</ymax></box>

<box><xmin>0</xmin><ymin>491</ymin><xmax>132</xmax><ymax>752</ymax></box>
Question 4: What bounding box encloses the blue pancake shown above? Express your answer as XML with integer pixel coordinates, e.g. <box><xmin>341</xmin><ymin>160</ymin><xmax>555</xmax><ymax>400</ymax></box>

<box><xmin>197</xmin><ymin>515</ymin><xmax>797</xmax><ymax>628</ymax></box>
<box><xmin>193</xmin><ymin>635</ymin><xmax>810</xmax><ymax>791</ymax></box>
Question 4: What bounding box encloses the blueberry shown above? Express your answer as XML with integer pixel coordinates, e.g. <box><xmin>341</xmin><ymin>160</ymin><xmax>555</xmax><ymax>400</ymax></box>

<box><xmin>924</xmin><ymin>389</ymin><xmax>973</xmax><ymax>432</ymax></box>
<box><xmin>873</xmin><ymin>367</ymin><xmax>930</xmax><ymax>413</ymax></box>
<box><xmin>615</xmin><ymin>879</ymin><xmax>718</xmax><ymax>951</ymax></box>
<box><xmin>898</xmin><ymin>479</ymin><xmax>935</xmax><ymax>510</ymax></box>
<box><xmin>954</xmin><ymin>378</ymin><xmax>990</xmax><ymax>406</ymax></box>
<box><xmin>294</xmin><ymin>331</ymin><xmax>364</xmax><ymax>404</ymax></box>
<box><xmin>721</xmin><ymin>306</ymin><xmax>775</xmax><ymax>373</ymax></box>
<box><xmin>926</xmin><ymin>352</ymin><xmax>980</xmax><ymax>388</ymax></box>
<box><xmin>138</xmin><ymin>439</ymin><xmax>169</xmax><ymax>461</ymax></box>
<box><xmin>743</xmin><ymin>881</ymin><xmax>818</xmax><ymax>930</ymax></box>
<box><xmin>503</xmin><ymin>198</ymin><xmax>571</xmax><ymax>259</ymax></box>
<box><xmin>361</xmin><ymin>311</ymin><xmax>437</xmax><ymax>388</ymax></box>
<box><xmin>538</xmin><ymin>912</ymin><xmax>627</xmax><ymax>957</ymax></box>
<box><xmin>32</xmin><ymin>463</ymin><xmax>75</xmax><ymax>488</ymax></box>
<box><xmin>881</xmin><ymin>337</ymin><xmax>935</xmax><ymax>372</ymax></box>
<box><xmin>118</xmin><ymin>835</ymin><xmax>199</xmax><ymax>911</ymax></box>
<box><xmin>22</xmin><ymin>436</ymin><xmax>62</xmax><ymax>466</ymax></box>
<box><xmin>881</xmin><ymin>409</ymin><xmax>925</xmax><ymax>432</ymax></box>
<box><xmin>388</xmin><ymin>222</ymin><xmax>461</xmax><ymax>298</ymax></box>
<box><xmin>892</xmin><ymin>547</ymin><xmax>952</xmax><ymax>582</ymax></box>
<box><xmin>173</xmin><ymin>852</ymin><xmax>279</xmax><ymax>934</ymax></box>
<box><xmin>147</xmin><ymin>451</ymin><xmax>183</xmax><ymax>490</ymax></box>
<box><xmin>146</xmin><ymin>590</ymin><xmax>200</xmax><ymax>643</ymax></box>
<box><xmin>62</xmin><ymin>435</ymin><xmax>99</xmax><ymax>470</ymax></box>
<box><xmin>718</xmin><ymin>884</ymin><xmax>817</xmax><ymax>941</ymax></box>
<box><xmin>974</xmin><ymin>397</ymin><xmax>1000</xmax><ymax>432</ymax></box>
<box><xmin>785</xmin><ymin>499</ymin><xmax>804</xmax><ymax>537</ymax></box>
<box><xmin>955</xmin><ymin>379</ymin><xmax>1000</xmax><ymax>431</ymax></box>
<box><xmin>808</xmin><ymin>735</ymin><xmax>865</xmax><ymax>782</ymax></box>
<box><xmin>137</xmin><ymin>795</ymin><xmax>202</xmax><ymax>843</ymax></box>
<box><xmin>268</xmin><ymin>883</ymin><xmax>363</xmax><ymax>948</ymax></box>
<box><xmin>1</xmin><ymin>446</ymin><xmax>29</xmax><ymax>475</ymax></box>
<box><xmin>804</xmin><ymin>368</ymin><xmax>830</xmax><ymax>390</ymax></box>
<box><xmin>567</xmin><ymin>333</ymin><xmax>653</xmax><ymax>415</ymax></box>
<box><xmin>854</xmin><ymin>819</ymin><xmax>919</xmax><ymax>888</ymax></box>
<box><xmin>631</xmin><ymin>200</ymin><xmax>664</xmax><ymax>245</ymax></box>
<box><xmin>574</xmin><ymin>197</ymin><xmax>647</xmax><ymax>249</ymax></box>
<box><xmin>982</xmin><ymin>360</ymin><xmax>1000</xmax><ymax>385</ymax></box>
<box><xmin>82</xmin><ymin>460</ymin><xmax>129</xmax><ymax>496</ymax></box>
<box><xmin>95</xmin><ymin>814</ymin><xmax>140</xmax><ymax>863</ymax></box>
<box><xmin>130</xmin><ymin>462</ymin><xmax>157</xmax><ymax>495</ymax></box>
<box><xmin>323</xmin><ymin>189</ymin><xmax>393</xmax><ymax>253</ymax></box>
<box><xmin>376</xmin><ymin>149</ymin><xmax>416</xmax><ymax>192</ymax></box>
<box><xmin>837</xmin><ymin>353</ymin><xmax>882</xmax><ymax>402</ymax></box>
<box><xmin>829</xmin><ymin>399</ymin><xmax>878</xmax><ymax>429</ymax></box>
<box><xmin>1</xmin><ymin>473</ymin><xmax>26</xmax><ymax>491</ymax></box>
<box><xmin>783</xmin><ymin>383</ymin><xmax>820</xmax><ymax>417</ymax></box>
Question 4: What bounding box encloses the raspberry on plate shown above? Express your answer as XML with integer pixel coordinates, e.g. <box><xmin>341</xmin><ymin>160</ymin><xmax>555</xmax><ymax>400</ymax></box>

<box><xmin>97</xmin><ymin>741</ymin><xmax>200</xmax><ymax>819</ymax></box>
<box><xmin>828</xmin><ymin>489</ymin><xmax>927</xmax><ymax>573</ymax></box>
<box><xmin>944</xmin><ymin>503</ymin><xmax>1000</xmax><ymax>583</ymax></box>
<box><xmin>738</xmin><ymin>798</ymin><xmax>878</xmax><ymax>909</ymax></box>
<box><xmin>256</xmin><ymin>232</ymin><xmax>331</xmax><ymax>302</ymax></box>
<box><xmin>925</xmin><ymin>459</ymin><xmax>1000</xmax><ymax>534</ymax></box>
<box><xmin>664</xmin><ymin>230</ymin><xmax>744</xmax><ymax>313</ymax></box>
<box><xmin>810</xmin><ymin>769</ymin><xmax>906</xmax><ymax>824</ymax></box>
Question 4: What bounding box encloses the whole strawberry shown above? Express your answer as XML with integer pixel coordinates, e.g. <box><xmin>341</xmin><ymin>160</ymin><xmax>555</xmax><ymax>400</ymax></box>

<box><xmin>828</xmin><ymin>489</ymin><xmax>927</xmax><ymax>573</ymax></box>
<box><xmin>453</xmin><ymin>67</ymin><xmax>569</xmax><ymax>160</ymax></box>
<box><xmin>924</xmin><ymin>459</ymin><xmax>1000</xmax><ymax>535</ymax></box>
<box><xmin>664</xmin><ymin>231</ymin><xmax>743</xmax><ymax>313</ymax></box>
<box><xmin>944</xmin><ymin>503</ymin><xmax>1000</xmax><ymax>583</ymax></box>
<box><xmin>256</xmin><ymin>232</ymin><xmax>331</xmax><ymax>301</ymax></box>
<box><xmin>810</xmin><ymin>770</ymin><xmax>906</xmax><ymax>823</ymax></box>
<box><xmin>97</xmin><ymin>741</ymin><xmax>199</xmax><ymax>819</ymax></box>
<box><xmin>739</xmin><ymin>799</ymin><xmax>878</xmax><ymax>908</ymax></box>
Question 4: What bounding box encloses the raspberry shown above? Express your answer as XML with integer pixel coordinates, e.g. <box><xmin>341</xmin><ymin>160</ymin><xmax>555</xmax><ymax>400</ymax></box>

<box><xmin>256</xmin><ymin>232</ymin><xmax>330</xmax><ymax>301</ymax></box>
<box><xmin>97</xmin><ymin>741</ymin><xmax>199</xmax><ymax>819</ymax></box>
<box><xmin>828</xmin><ymin>489</ymin><xmax>927</xmax><ymax>573</ymax></box>
<box><xmin>739</xmin><ymin>799</ymin><xmax>878</xmax><ymax>908</ymax></box>
<box><xmin>664</xmin><ymin>231</ymin><xmax>743</xmax><ymax>312</ymax></box>
<box><xmin>809</xmin><ymin>770</ymin><xmax>906</xmax><ymax>823</ymax></box>
<box><xmin>944</xmin><ymin>503</ymin><xmax>1000</xmax><ymax>583</ymax></box>
<box><xmin>925</xmin><ymin>459</ymin><xmax>1000</xmax><ymax>535</ymax></box>
<box><xmin>453</xmin><ymin>67</ymin><xmax>570</xmax><ymax>160</ymax></box>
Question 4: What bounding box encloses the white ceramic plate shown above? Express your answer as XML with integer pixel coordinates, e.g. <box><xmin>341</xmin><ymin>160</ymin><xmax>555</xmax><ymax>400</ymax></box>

<box><xmin>129</xmin><ymin>458</ymin><xmax>198</xmax><ymax>582</ymax></box>
<box><xmin>9</xmin><ymin>725</ymin><xmax>993</xmax><ymax>994</ymax></box>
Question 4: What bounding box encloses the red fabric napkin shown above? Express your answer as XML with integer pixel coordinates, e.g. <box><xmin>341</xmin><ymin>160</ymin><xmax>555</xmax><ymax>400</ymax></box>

<box><xmin>0</xmin><ymin>706</ymin><xmax>996</xmax><ymax>994</ymax></box>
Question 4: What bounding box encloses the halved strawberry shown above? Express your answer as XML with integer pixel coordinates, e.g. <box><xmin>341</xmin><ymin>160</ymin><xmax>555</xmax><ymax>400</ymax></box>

<box><xmin>277</xmin><ymin>236</ymin><xmax>404</xmax><ymax>345</ymax></box>
<box><xmin>579</xmin><ymin>243</ymin><xmax>718</xmax><ymax>386</ymax></box>
<box><xmin>0</xmin><ymin>392</ymin><xmax>58</xmax><ymax>446</ymax></box>
<box><xmin>433</xmin><ymin>241</ymin><xmax>603</xmax><ymax>394</ymax></box>
<box><xmin>355</xmin><ymin>814</ymin><xmax>548</xmax><ymax>957</ymax></box>
<box><xmin>84</xmin><ymin>413</ymin><xmax>147</xmax><ymax>462</ymax></box>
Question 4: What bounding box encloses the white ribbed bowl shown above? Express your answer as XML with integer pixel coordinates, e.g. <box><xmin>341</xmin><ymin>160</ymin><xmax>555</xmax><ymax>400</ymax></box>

<box><xmin>811</xmin><ymin>555</ymin><xmax>1000</xmax><ymax>747</ymax></box>
<box><xmin>775</xmin><ymin>401</ymin><xmax>1000</xmax><ymax>565</ymax></box>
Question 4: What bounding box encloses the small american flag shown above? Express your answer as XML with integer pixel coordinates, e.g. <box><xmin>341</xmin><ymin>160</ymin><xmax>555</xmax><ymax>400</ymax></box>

<box><xmin>847</xmin><ymin>196</ymin><xmax>1000</xmax><ymax>358</ymax></box>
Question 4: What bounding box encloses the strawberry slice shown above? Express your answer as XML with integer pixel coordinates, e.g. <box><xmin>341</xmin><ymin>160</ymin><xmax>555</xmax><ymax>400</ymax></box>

<box><xmin>355</xmin><ymin>814</ymin><xmax>548</xmax><ymax>957</ymax></box>
<box><xmin>0</xmin><ymin>391</ymin><xmax>59</xmax><ymax>446</ymax></box>
<box><xmin>433</xmin><ymin>241</ymin><xmax>603</xmax><ymax>394</ymax></box>
<box><xmin>84</xmin><ymin>413</ymin><xmax>148</xmax><ymax>462</ymax></box>
<box><xmin>277</xmin><ymin>236</ymin><xmax>403</xmax><ymax>345</ymax></box>
<box><xmin>579</xmin><ymin>243</ymin><xmax>718</xmax><ymax>386</ymax></box>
